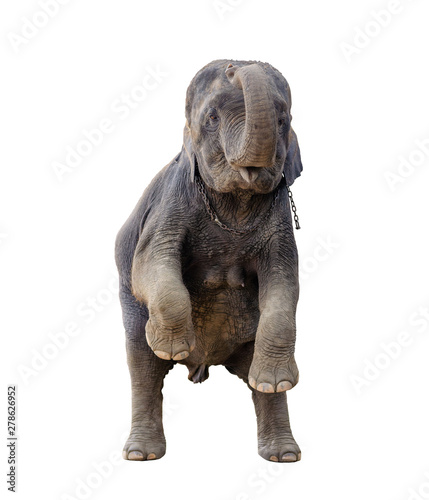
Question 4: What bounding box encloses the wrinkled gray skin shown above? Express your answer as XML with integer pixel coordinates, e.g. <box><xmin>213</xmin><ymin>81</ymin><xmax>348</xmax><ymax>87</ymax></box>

<box><xmin>115</xmin><ymin>59</ymin><xmax>303</xmax><ymax>463</ymax></box>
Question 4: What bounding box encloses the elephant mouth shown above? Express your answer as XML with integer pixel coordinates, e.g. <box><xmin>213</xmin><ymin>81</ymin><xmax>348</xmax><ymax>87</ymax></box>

<box><xmin>236</xmin><ymin>166</ymin><xmax>261</xmax><ymax>183</ymax></box>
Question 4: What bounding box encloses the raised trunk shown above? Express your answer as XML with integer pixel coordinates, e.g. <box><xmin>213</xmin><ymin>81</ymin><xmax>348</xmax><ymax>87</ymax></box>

<box><xmin>225</xmin><ymin>64</ymin><xmax>277</xmax><ymax>168</ymax></box>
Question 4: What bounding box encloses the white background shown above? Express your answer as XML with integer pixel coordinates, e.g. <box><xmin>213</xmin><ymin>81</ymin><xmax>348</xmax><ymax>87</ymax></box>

<box><xmin>2</xmin><ymin>0</ymin><xmax>429</xmax><ymax>499</ymax></box>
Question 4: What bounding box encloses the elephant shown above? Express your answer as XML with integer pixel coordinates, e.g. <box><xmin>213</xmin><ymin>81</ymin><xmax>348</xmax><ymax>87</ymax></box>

<box><xmin>115</xmin><ymin>59</ymin><xmax>303</xmax><ymax>463</ymax></box>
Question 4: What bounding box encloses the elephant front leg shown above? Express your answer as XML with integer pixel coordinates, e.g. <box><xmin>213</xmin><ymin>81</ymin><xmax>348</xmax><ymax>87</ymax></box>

<box><xmin>249</xmin><ymin>282</ymin><xmax>299</xmax><ymax>393</ymax></box>
<box><xmin>145</xmin><ymin>285</ymin><xmax>195</xmax><ymax>360</ymax></box>
<box><xmin>132</xmin><ymin>258</ymin><xmax>195</xmax><ymax>361</ymax></box>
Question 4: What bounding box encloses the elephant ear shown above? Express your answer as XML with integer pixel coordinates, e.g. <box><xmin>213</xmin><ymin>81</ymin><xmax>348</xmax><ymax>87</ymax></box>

<box><xmin>183</xmin><ymin>122</ymin><xmax>196</xmax><ymax>182</ymax></box>
<box><xmin>284</xmin><ymin>128</ymin><xmax>303</xmax><ymax>187</ymax></box>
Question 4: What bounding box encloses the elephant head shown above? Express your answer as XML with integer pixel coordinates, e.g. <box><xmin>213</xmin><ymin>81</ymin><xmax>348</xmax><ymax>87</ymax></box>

<box><xmin>183</xmin><ymin>59</ymin><xmax>303</xmax><ymax>194</ymax></box>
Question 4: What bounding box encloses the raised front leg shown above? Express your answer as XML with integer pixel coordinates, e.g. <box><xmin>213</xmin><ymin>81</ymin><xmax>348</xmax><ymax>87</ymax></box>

<box><xmin>131</xmin><ymin>222</ymin><xmax>195</xmax><ymax>361</ymax></box>
<box><xmin>249</xmin><ymin>237</ymin><xmax>300</xmax><ymax>393</ymax></box>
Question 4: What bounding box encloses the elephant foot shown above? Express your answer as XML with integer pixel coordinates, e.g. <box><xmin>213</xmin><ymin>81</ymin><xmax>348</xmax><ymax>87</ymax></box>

<box><xmin>122</xmin><ymin>426</ymin><xmax>166</xmax><ymax>461</ymax></box>
<box><xmin>145</xmin><ymin>315</ymin><xmax>195</xmax><ymax>361</ymax></box>
<box><xmin>258</xmin><ymin>432</ymin><xmax>301</xmax><ymax>463</ymax></box>
<box><xmin>248</xmin><ymin>350</ymin><xmax>299</xmax><ymax>393</ymax></box>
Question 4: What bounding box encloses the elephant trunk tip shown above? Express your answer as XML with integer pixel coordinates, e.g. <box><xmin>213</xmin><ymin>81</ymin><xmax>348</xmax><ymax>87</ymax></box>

<box><xmin>225</xmin><ymin>64</ymin><xmax>242</xmax><ymax>89</ymax></box>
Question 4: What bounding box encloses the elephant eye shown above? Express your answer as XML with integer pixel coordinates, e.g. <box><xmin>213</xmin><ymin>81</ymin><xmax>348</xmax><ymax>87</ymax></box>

<box><xmin>205</xmin><ymin>108</ymin><xmax>219</xmax><ymax>131</ymax></box>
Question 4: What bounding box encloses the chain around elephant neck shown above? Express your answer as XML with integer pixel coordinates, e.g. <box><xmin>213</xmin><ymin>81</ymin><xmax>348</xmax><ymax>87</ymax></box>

<box><xmin>287</xmin><ymin>184</ymin><xmax>301</xmax><ymax>230</ymax></box>
<box><xmin>195</xmin><ymin>174</ymin><xmax>285</xmax><ymax>235</ymax></box>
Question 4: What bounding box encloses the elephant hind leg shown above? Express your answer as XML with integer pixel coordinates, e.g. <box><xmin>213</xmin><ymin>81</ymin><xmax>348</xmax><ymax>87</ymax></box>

<box><xmin>119</xmin><ymin>284</ymin><xmax>174</xmax><ymax>461</ymax></box>
<box><xmin>252</xmin><ymin>391</ymin><xmax>301</xmax><ymax>463</ymax></box>
<box><xmin>224</xmin><ymin>342</ymin><xmax>301</xmax><ymax>463</ymax></box>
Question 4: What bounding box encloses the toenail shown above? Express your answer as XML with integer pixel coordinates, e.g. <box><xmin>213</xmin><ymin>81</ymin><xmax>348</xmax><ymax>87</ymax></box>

<box><xmin>281</xmin><ymin>453</ymin><xmax>297</xmax><ymax>462</ymax></box>
<box><xmin>154</xmin><ymin>350</ymin><xmax>171</xmax><ymax>360</ymax></box>
<box><xmin>122</xmin><ymin>450</ymin><xmax>128</xmax><ymax>460</ymax></box>
<box><xmin>147</xmin><ymin>453</ymin><xmax>156</xmax><ymax>460</ymax></box>
<box><xmin>269</xmin><ymin>455</ymin><xmax>279</xmax><ymax>462</ymax></box>
<box><xmin>128</xmin><ymin>451</ymin><xmax>144</xmax><ymax>460</ymax></box>
<box><xmin>277</xmin><ymin>381</ymin><xmax>293</xmax><ymax>392</ymax></box>
<box><xmin>248</xmin><ymin>376</ymin><xmax>256</xmax><ymax>389</ymax></box>
<box><xmin>257</xmin><ymin>383</ymin><xmax>274</xmax><ymax>393</ymax></box>
<box><xmin>173</xmin><ymin>351</ymin><xmax>189</xmax><ymax>360</ymax></box>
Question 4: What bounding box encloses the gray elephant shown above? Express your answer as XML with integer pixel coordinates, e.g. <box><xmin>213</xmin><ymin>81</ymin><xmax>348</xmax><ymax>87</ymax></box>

<box><xmin>115</xmin><ymin>59</ymin><xmax>303</xmax><ymax>463</ymax></box>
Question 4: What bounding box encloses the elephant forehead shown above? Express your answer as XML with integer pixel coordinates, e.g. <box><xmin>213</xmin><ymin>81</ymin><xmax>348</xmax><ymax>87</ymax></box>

<box><xmin>192</xmin><ymin>82</ymin><xmax>288</xmax><ymax>119</ymax></box>
<box><xmin>193</xmin><ymin>87</ymin><xmax>244</xmax><ymax>116</ymax></box>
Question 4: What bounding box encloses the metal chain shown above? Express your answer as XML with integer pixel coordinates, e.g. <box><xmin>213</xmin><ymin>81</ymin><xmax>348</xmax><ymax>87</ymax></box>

<box><xmin>195</xmin><ymin>173</ymin><xmax>301</xmax><ymax>234</ymax></box>
<box><xmin>287</xmin><ymin>184</ymin><xmax>301</xmax><ymax>230</ymax></box>
<box><xmin>195</xmin><ymin>175</ymin><xmax>281</xmax><ymax>236</ymax></box>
